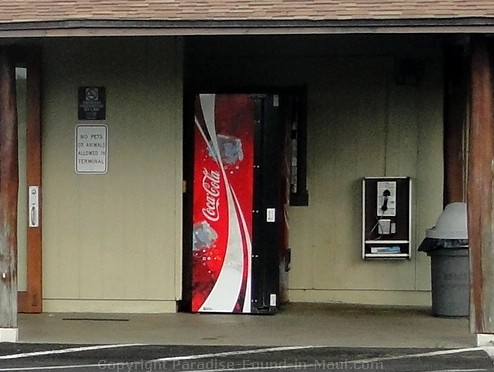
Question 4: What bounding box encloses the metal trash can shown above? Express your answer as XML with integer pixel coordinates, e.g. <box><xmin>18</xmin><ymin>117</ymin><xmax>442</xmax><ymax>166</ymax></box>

<box><xmin>418</xmin><ymin>203</ymin><xmax>469</xmax><ymax>317</ymax></box>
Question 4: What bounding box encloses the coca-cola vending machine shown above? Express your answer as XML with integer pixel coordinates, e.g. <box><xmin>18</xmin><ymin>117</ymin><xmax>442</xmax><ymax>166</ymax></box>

<box><xmin>190</xmin><ymin>93</ymin><xmax>289</xmax><ymax>314</ymax></box>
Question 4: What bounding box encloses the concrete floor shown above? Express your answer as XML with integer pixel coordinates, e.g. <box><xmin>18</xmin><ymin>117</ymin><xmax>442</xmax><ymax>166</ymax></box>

<box><xmin>17</xmin><ymin>303</ymin><xmax>475</xmax><ymax>348</ymax></box>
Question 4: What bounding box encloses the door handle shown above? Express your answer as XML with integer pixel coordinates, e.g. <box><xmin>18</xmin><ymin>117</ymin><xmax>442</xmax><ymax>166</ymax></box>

<box><xmin>28</xmin><ymin>186</ymin><xmax>39</xmax><ymax>228</ymax></box>
<box><xmin>30</xmin><ymin>206</ymin><xmax>36</xmax><ymax>226</ymax></box>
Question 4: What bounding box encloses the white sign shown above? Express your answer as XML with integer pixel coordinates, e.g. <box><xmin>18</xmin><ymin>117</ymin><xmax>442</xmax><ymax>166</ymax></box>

<box><xmin>266</xmin><ymin>208</ymin><xmax>276</xmax><ymax>223</ymax></box>
<box><xmin>75</xmin><ymin>125</ymin><xmax>108</xmax><ymax>174</ymax></box>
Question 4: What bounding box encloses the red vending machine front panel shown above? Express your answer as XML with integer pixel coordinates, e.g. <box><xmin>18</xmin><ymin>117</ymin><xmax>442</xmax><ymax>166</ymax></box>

<box><xmin>192</xmin><ymin>94</ymin><xmax>255</xmax><ymax>313</ymax></box>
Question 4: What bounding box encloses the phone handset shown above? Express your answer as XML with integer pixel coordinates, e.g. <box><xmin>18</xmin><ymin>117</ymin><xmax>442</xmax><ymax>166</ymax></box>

<box><xmin>381</xmin><ymin>189</ymin><xmax>391</xmax><ymax>213</ymax></box>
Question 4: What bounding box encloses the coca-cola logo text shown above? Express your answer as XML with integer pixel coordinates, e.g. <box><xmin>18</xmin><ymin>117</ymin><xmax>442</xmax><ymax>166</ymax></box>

<box><xmin>202</xmin><ymin>168</ymin><xmax>221</xmax><ymax>222</ymax></box>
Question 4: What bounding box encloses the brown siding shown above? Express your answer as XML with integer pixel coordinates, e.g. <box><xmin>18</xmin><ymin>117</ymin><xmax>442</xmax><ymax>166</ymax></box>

<box><xmin>1</xmin><ymin>1</ymin><xmax>494</xmax><ymax>23</ymax></box>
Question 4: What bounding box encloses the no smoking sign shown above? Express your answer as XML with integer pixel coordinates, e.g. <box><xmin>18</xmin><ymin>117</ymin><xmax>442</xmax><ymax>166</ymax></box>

<box><xmin>78</xmin><ymin>86</ymin><xmax>106</xmax><ymax>120</ymax></box>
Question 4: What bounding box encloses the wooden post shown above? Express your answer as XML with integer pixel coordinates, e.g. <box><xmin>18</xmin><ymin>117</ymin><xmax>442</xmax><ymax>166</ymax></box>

<box><xmin>468</xmin><ymin>36</ymin><xmax>494</xmax><ymax>340</ymax></box>
<box><xmin>443</xmin><ymin>46</ymin><xmax>466</xmax><ymax>206</ymax></box>
<box><xmin>0</xmin><ymin>47</ymin><xmax>19</xmax><ymax>341</ymax></box>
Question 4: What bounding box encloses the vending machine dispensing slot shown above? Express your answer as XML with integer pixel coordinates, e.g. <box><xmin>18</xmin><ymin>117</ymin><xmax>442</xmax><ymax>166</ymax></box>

<box><xmin>362</xmin><ymin>177</ymin><xmax>412</xmax><ymax>259</ymax></box>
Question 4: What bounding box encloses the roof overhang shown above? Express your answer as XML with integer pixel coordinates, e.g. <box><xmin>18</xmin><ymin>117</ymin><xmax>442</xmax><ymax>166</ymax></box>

<box><xmin>1</xmin><ymin>17</ymin><xmax>494</xmax><ymax>37</ymax></box>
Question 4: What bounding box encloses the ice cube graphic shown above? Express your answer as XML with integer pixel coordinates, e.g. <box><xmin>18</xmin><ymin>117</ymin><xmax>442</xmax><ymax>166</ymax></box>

<box><xmin>209</xmin><ymin>135</ymin><xmax>244</xmax><ymax>165</ymax></box>
<box><xmin>193</xmin><ymin>221</ymin><xmax>219</xmax><ymax>251</ymax></box>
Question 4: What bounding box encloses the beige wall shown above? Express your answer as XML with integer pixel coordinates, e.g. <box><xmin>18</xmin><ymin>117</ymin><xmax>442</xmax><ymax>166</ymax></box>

<box><xmin>39</xmin><ymin>35</ymin><xmax>443</xmax><ymax>313</ymax></box>
<box><xmin>289</xmin><ymin>54</ymin><xmax>443</xmax><ymax>306</ymax></box>
<box><xmin>41</xmin><ymin>37</ymin><xmax>183</xmax><ymax>312</ymax></box>
<box><xmin>188</xmin><ymin>35</ymin><xmax>444</xmax><ymax>307</ymax></box>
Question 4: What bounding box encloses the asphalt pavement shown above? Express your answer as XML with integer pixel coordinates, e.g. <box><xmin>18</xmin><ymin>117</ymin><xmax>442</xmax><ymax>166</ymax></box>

<box><xmin>0</xmin><ymin>343</ymin><xmax>493</xmax><ymax>372</ymax></box>
<box><xmin>3</xmin><ymin>304</ymin><xmax>489</xmax><ymax>371</ymax></box>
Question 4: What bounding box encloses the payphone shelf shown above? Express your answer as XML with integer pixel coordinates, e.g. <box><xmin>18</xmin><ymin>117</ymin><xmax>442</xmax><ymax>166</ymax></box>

<box><xmin>365</xmin><ymin>240</ymin><xmax>410</xmax><ymax>246</ymax></box>
<box><xmin>364</xmin><ymin>253</ymin><xmax>410</xmax><ymax>259</ymax></box>
<box><xmin>365</xmin><ymin>240</ymin><xmax>409</xmax><ymax>244</ymax></box>
<box><xmin>362</xmin><ymin>242</ymin><xmax>411</xmax><ymax>259</ymax></box>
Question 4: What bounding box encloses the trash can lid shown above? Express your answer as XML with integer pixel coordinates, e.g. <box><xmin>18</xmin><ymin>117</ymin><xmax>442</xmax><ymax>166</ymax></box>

<box><xmin>418</xmin><ymin>237</ymin><xmax>468</xmax><ymax>252</ymax></box>
<box><xmin>425</xmin><ymin>202</ymin><xmax>468</xmax><ymax>240</ymax></box>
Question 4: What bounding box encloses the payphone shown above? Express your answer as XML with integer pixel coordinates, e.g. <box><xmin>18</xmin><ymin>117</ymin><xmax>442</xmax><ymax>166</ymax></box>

<box><xmin>362</xmin><ymin>177</ymin><xmax>412</xmax><ymax>259</ymax></box>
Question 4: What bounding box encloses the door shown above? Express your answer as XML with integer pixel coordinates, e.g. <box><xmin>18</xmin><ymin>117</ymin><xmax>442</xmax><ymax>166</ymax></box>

<box><xmin>188</xmin><ymin>93</ymin><xmax>288</xmax><ymax>314</ymax></box>
<box><xmin>15</xmin><ymin>49</ymin><xmax>42</xmax><ymax>313</ymax></box>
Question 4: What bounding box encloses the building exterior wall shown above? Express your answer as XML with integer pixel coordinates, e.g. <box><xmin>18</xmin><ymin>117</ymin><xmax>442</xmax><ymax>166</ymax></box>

<box><xmin>37</xmin><ymin>35</ymin><xmax>443</xmax><ymax>313</ymax></box>
<box><xmin>187</xmin><ymin>35</ymin><xmax>444</xmax><ymax>307</ymax></box>
<box><xmin>41</xmin><ymin>37</ymin><xmax>183</xmax><ymax>312</ymax></box>
<box><xmin>289</xmin><ymin>55</ymin><xmax>443</xmax><ymax>306</ymax></box>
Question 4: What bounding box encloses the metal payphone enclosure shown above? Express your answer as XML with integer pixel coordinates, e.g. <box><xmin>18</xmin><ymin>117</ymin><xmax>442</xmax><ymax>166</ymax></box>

<box><xmin>362</xmin><ymin>177</ymin><xmax>412</xmax><ymax>259</ymax></box>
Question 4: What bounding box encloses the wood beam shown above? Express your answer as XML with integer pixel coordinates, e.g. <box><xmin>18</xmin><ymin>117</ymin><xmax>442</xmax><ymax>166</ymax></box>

<box><xmin>25</xmin><ymin>50</ymin><xmax>42</xmax><ymax>313</ymax></box>
<box><xmin>443</xmin><ymin>46</ymin><xmax>466</xmax><ymax>205</ymax></box>
<box><xmin>0</xmin><ymin>47</ymin><xmax>18</xmax><ymax>329</ymax></box>
<box><xmin>468</xmin><ymin>36</ymin><xmax>494</xmax><ymax>334</ymax></box>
